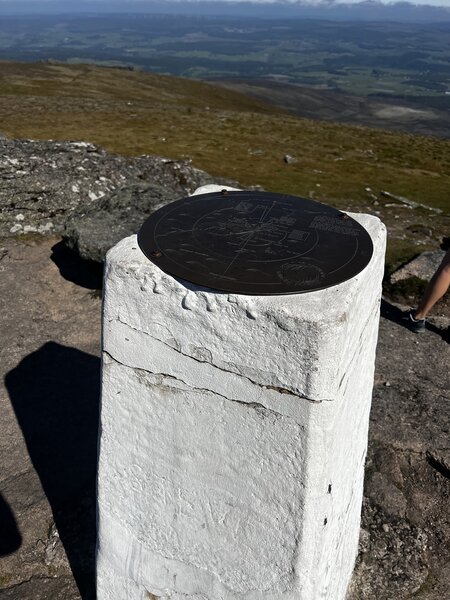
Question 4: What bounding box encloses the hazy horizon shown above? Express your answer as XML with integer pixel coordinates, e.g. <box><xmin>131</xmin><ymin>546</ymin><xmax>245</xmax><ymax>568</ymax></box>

<box><xmin>1</xmin><ymin>0</ymin><xmax>450</xmax><ymax>23</ymax></box>
<box><xmin>1</xmin><ymin>0</ymin><xmax>449</xmax><ymax>6</ymax></box>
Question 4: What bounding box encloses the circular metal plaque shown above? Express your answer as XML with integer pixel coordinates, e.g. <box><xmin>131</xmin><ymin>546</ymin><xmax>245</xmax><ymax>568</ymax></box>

<box><xmin>137</xmin><ymin>191</ymin><xmax>373</xmax><ymax>295</ymax></box>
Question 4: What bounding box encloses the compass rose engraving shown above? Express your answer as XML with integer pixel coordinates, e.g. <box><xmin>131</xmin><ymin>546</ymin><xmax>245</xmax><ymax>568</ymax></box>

<box><xmin>138</xmin><ymin>191</ymin><xmax>373</xmax><ymax>295</ymax></box>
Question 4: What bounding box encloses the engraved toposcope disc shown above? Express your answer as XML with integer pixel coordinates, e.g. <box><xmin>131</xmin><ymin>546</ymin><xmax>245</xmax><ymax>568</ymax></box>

<box><xmin>137</xmin><ymin>191</ymin><xmax>373</xmax><ymax>295</ymax></box>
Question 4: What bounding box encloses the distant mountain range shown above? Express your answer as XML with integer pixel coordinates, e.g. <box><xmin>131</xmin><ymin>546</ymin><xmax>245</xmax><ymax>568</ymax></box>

<box><xmin>1</xmin><ymin>0</ymin><xmax>450</xmax><ymax>23</ymax></box>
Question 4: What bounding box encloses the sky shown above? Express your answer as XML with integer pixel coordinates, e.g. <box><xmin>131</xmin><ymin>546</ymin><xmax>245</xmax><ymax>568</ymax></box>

<box><xmin>2</xmin><ymin>0</ymin><xmax>450</xmax><ymax>5</ymax></box>
<box><xmin>1</xmin><ymin>0</ymin><xmax>449</xmax><ymax>7</ymax></box>
<box><xmin>331</xmin><ymin>0</ymin><xmax>450</xmax><ymax>5</ymax></box>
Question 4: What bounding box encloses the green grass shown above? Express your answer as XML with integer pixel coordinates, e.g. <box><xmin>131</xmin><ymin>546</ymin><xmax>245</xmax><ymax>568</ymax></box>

<box><xmin>0</xmin><ymin>574</ymin><xmax>12</xmax><ymax>587</ymax></box>
<box><xmin>0</xmin><ymin>61</ymin><xmax>449</xmax><ymax>277</ymax></box>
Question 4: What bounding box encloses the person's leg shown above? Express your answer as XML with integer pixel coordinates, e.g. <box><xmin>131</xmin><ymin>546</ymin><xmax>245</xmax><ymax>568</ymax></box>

<box><xmin>414</xmin><ymin>249</ymin><xmax>450</xmax><ymax>320</ymax></box>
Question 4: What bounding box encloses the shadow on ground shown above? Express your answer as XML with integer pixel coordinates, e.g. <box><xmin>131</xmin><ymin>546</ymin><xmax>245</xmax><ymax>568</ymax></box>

<box><xmin>381</xmin><ymin>298</ymin><xmax>449</xmax><ymax>343</ymax></box>
<box><xmin>51</xmin><ymin>241</ymin><xmax>103</xmax><ymax>290</ymax></box>
<box><xmin>4</xmin><ymin>342</ymin><xmax>100</xmax><ymax>599</ymax></box>
<box><xmin>0</xmin><ymin>493</ymin><xmax>22</xmax><ymax>556</ymax></box>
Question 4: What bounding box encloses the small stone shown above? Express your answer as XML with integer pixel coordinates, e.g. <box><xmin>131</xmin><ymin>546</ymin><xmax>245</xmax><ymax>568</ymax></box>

<box><xmin>359</xmin><ymin>528</ymin><xmax>371</xmax><ymax>553</ymax></box>
<box><xmin>407</xmin><ymin>224</ymin><xmax>432</xmax><ymax>237</ymax></box>
<box><xmin>88</xmin><ymin>190</ymin><xmax>100</xmax><ymax>201</ymax></box>
<box><xmin>284</xmin><ymin>154</ymin><xmax>297</xmax><ymax>164</ymax></box>
<box><xmin>365</xmin><ymin>472</ymin><xmax>407</xmax><ymax>519</ymax></box>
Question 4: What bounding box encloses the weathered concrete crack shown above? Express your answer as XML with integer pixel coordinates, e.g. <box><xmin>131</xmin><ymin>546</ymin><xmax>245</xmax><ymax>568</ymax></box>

<box><xmin>104</xmin><ymin>350</ymin><xmax>292</xmax><ymax>420</ymax></box>
<box><xmin>114</xmin><ymin>316</ymin><xmax>324</xmax><ymax>403</ymax></box>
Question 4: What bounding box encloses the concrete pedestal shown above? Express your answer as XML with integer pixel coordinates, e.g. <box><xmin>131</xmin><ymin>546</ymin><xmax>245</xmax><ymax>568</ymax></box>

<box><xmin>97</xmin><ymin>190</ymin><xmax>386</xmax><ymax>600</ymax></box>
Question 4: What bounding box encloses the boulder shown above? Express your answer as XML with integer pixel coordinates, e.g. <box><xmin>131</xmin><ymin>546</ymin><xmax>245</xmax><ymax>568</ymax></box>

<box><xmin>391</xmin><ymin>250</ymin><xmax>445</xmax><ymax>283</ymax></box>
<box><xmin>64</xmin><ymin>183</ymin><xmax>171</xmax><ymax>263</ymax></box>
<box><xmin>0</xmin><ymin>137</ymin><xmax>235</xmax><ymax>248</ymax></box>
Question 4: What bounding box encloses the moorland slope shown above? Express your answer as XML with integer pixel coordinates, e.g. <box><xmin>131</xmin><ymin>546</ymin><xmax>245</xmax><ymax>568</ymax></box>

<box><xmin>0</xmin><ymin>61</ymin><xmax>449</xmax><ymax>273</ymax></box>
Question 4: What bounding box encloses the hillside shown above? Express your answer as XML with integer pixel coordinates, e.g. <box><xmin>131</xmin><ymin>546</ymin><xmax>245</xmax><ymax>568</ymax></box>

<box><xmin>0</xmin><ymin>61</ymin><xmax>449</xmax><ymax>275</ymax></box>
<box><xmin>0</xmin><ymin>62</ymin><xmax>449</xmax><ymax>600</ymax></box>
<box><xmin>215</xmin><ymin>78</ymin><xmax>450</xmax><ymax>139</ymax></box>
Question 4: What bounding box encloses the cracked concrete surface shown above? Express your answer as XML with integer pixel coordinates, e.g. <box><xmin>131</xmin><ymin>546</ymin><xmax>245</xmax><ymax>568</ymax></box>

<box><xmin>105</xmin><ymin>349</ymin><xmax>289</xmax><ymax>418</ymax></box>
<box><xmin>111</xmin><ymin>315</ymin><xmax>322</xmax><ymax>404</ymax></box>
<box><xmin>104</xmin><ymin>315</ymin><xmax>321</xmax><ymax>426</ymax></box>
<box><xmin>96</xmin><ymin>224</ymin><xmax>385</xmax><ymax>600</ymax></box>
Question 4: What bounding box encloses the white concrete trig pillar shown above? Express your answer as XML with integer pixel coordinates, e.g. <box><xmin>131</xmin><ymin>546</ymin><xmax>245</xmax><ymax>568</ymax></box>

<box><xmin>96</xmin><ymin>187</ymin><xmax>386</xmax><ymax>600</ymax></box>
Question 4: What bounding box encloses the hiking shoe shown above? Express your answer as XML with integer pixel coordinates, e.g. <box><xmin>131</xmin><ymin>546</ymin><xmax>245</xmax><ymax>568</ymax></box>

<box><xmin>402</xmin><ymin>309</ymin><xmax>426</xmax><ymax>333</ymax></box>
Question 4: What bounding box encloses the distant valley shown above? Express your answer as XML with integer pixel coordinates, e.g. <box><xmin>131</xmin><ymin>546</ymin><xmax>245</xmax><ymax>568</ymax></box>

<box><xmin>215</xmin><ymin>79</ymin><xmax>450</xmax><ymax>139</ymax></box>
<box><xmin>1</xmin><ymin>14</ymin><xmax>449</xmax><ymax>96</ymax></box>
<box><xmin>0</xmin><ymin>13</ymin><xmax>449</xmax><ymax>138</ymax></box>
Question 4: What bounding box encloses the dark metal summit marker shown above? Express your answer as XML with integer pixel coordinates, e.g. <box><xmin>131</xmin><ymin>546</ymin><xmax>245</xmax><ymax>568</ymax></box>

<box><xmin>137</xmin><ymin>191</ymin><xmax>373</xmax><ymax>295</ymax></box>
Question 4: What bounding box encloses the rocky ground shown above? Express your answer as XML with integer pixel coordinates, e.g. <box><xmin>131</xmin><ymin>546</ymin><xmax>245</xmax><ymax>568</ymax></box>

<box><xmin>0</xmin><ymin>138</ymin><xmax>449</xmax><ymax>599</ymax></box>
<box><xmin>348</xmin><ymin>306</ymin><xmax>450</xmax><ymax>599</ymax></box>
<box><xmin>0</xmin><ymin>236</ymin><xmax>100</xmax><ymax>599</ymax></box>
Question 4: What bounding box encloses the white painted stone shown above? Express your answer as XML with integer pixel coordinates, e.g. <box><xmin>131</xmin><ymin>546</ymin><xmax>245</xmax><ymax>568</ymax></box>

<box><xmin>189</xmin><ymin>184</ymin><xmax>240</xmax><ymax>196</ymax></box>
<box><xmin>97</xmin><ymin>188</ymin><xmax>386</xmax><ymax>600</ymax></box>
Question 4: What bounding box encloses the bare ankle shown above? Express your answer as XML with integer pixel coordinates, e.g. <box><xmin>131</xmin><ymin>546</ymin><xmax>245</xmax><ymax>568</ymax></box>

<box><xmin>413</xmin><ymin>309</ymin><xmax>426</xmax><ymax>321</ymax></box>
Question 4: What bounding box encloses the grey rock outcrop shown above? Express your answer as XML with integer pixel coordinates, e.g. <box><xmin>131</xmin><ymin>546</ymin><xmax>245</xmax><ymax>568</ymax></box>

<box><xmin>0</xmin><ymin>137</ymin><xmax>235</xmax><ymax>259</ymax></box>
<box><xmin>391</xmin><ymin>250</ymin><xmax>446</xmax><ymax>284</ymax></box>
<box><xmin>64</xmin><ymin>183</ymin><xmax>169</xmax><ymax>263</ymax></box>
